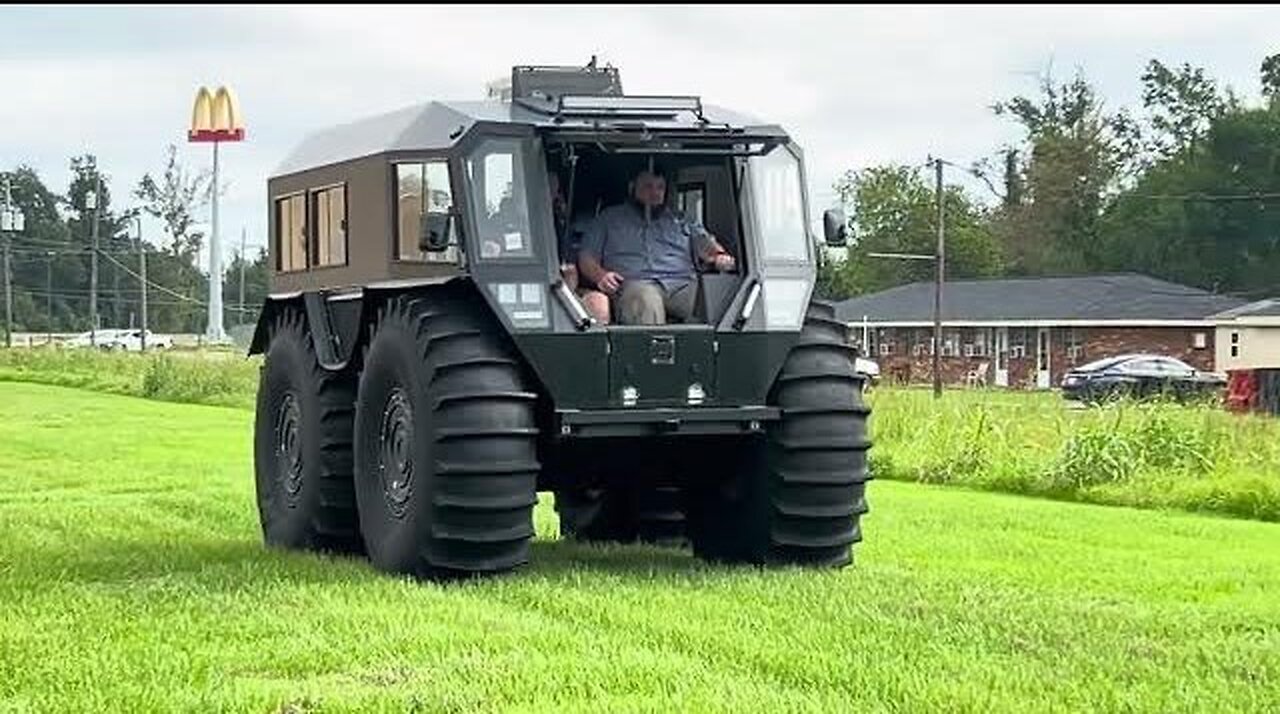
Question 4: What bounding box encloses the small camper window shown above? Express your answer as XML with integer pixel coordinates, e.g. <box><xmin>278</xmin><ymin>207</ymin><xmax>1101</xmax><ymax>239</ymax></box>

<box><xmin>275</xmin><ymin>194</ymin><xmax>306</xmax><ymax>272</ymax></box>
<box><xmin>311</xmin><ymin>184</ymin><xmax>347</xmax><ymax>268</ymax></box>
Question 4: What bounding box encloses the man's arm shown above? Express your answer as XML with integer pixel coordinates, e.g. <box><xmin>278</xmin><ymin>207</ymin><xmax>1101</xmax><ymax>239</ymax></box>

<box><xmin>577</xmin><ymin>215</ymin><xmax>624</xmax><ymax>294</ymax></box>
<box><xmin>686</xmin><ymin>220</ymin><xmax>735</xmax><ymax>272</ymax></box>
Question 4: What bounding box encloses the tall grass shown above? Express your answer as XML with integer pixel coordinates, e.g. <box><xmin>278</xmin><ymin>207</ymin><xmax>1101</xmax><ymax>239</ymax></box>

<box><xmin>0</xmin><ymin>347</ymin><xmax>259</xmax><ymax>410</ymax></box>
<box><xmin>868</xmin><ymin>387</ymin><xmax>1280</xmax><ymax>522</ymax></box>
<box><xmin>3</xmin><ymin>347</ymin><xmax>1277</xmax><ymax>523</ymax></box>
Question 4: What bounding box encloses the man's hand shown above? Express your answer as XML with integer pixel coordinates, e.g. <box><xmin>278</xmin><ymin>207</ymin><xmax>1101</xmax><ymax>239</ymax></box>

<box><xmin>711</xmin><ymin>253</ymin><xmax>736</xmax><ymax>272</ymax></box>
<box><xmin>598</xmin><ymin>271</ymin><xmax>625</xmax><ymax>295</ymax></box>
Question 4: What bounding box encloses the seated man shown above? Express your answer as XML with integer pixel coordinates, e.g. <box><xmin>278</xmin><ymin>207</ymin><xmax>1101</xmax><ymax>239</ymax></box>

<box><xmin>577</xmin><ymin>166</ymin><xmax>735</xmax><ymax>325</ymax></box>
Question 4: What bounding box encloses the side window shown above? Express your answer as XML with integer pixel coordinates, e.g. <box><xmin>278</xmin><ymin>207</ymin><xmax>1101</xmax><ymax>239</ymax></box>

<box><xmin>312</xmin><ymin>185</ymin><xmax>347</xmax><ymax>268</ymax></box>
<box><xmin>396</xmin><ymin>161</ymin><xmax>457</xmax><ymax>263</ymax></box>
<box><xmin>677</xmin><ymin>183</ymin><xmax>706</xmax><ymax>227</ymax></box>
<box><xmin>275</xmin><ymin>194</ymin><xmax>307</xmax><ymax>272</ymax></box>
<box><xmin>466</xmin><ymin>139</ymin><xmax>533</xmax><ymax>260</ymax></box>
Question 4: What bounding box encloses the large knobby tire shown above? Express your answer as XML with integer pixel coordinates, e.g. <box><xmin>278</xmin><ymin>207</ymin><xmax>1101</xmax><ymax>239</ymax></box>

<box><xmin>688</xmin><ymin>303</ymin><xmax>871</xmax><ymax>567</ymax></box>
<box><xmin>555</xmin><ymin>485</ymin><xmax>687</xmax><ymax>547</ymax></box>
<box><xmin>353</xmin><ymin>293</ymin><xmax>540</xmax><ymax>580</ymax></box>
<box><xmin>253</xmin><ymin>310</ymin><xmax>362</xmax><ymax>554</ymax></box>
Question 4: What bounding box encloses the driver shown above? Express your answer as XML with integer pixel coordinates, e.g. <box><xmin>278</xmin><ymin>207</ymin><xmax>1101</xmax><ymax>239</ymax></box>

<box><xmin>577</xmin><ymin>165</ymin><xmax>735</xmax><ymax>325</ymax></box>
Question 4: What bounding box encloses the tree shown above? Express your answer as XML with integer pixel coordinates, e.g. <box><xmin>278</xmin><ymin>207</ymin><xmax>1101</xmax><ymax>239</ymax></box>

<box><xmin>991</xmin><ymin>67</ymin><xmax>1139</xmax><ymax>275</ymax></box>
<box><xmin>1261</xmin><ymin>53</ymin><xmax>1280</xmax><ymax>107</ymax></box>
<box><xmin>820</xmin><ymin>164</ymin><xmax>1003</xmax><ymax>299</ymax></box>
<box><xmin>1140</xmin><ymin>59</ymin><xmax>1234</xmax><ymax>160</ymax></box>
<box><xmin>134</xmin><ymin>144</ymin><xmax>211</xmax><ymax>261</ymax></box>
<box><xmin>66</xmin><ymin>155</ymin><xmax>138</xmax><ymax>330</ymax></box>
<box><xmin>222</xmin><ymin>245</ymin><xmax>268</xmax><ymax>330</ymax></box>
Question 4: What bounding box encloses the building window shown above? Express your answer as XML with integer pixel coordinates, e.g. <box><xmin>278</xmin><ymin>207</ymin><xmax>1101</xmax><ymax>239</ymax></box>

<box><xmin>1192</xmin><ymin>332</ymin><xmax>1207</xmax><ymax>350</ymax></box>
<box><xmin>397</xmin><ymin>161</ymin><xmax>456</xmax><ymax>263</ymax></box>
<box><xmin>941</xmin><ymin>329</ymin><xmax>961</xmax><ymax>357</ymax></box>
<box><xmin>311</xmin><ymin>185</ymin><xmax>347</xmax><ymax>268</ymax></box>
<box><xmin>963</xmin><ymin>328</ymin><xmax>989</xmax><ymax>358</ymax></box>
<box><xmin>1065</xmin><ymin>328</ymin><xmax>1084</xmax><ymax>363</ymax></box>
<box><xmin>275</xmin><ymin>194</ymin><xmax>306</xmax><ymax>272</ymax></box>
<box><xmin>1009</xmin><ymin>328</ymin><xmax>1027</xmax><ymax>359</ymax></box>
<box><xmin>876</xmin><ymin>328</ymin><xmax>895</xmax><ymax>356</ymax></box>
<box><xmin>1230</xmin><ymin>331</ymin><xmax>1240</xmax><ymax>358</ymax></box>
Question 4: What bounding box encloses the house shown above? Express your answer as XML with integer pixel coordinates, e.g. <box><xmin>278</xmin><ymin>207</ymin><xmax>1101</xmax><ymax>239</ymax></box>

<box><xmin>1213</xmin><ymin>299</ymin><xmax>1280</xmax><ymax>371</ymax></box>
<box><xmin>833</xmin><ymin>273</ymin><xmax>1248</xmax><ymax>389</ymax></box>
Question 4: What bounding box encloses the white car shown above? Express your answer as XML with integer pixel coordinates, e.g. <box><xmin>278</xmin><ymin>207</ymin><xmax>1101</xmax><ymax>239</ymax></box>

<box><xmin>854</xmin><ymin>355</ymin><xmax>881</xmax><ymax>392</ymax></box>
<box><xmin>104</xmin><ymin>330</ymin><xmax>173</xmax><ymax>352</ymax></box>
<box><xmin>62</xmin><ymin>329</ymin><xmax>129</xmax><ymax>349</ymax></box>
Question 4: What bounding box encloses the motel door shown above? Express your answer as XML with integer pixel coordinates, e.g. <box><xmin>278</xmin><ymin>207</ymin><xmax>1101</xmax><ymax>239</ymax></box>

<box><xmin>994</xmin><ymin>327</ymin><xmax>1009</xmax><ymax>387</ymax></box>
<box><xmin>1036</xmin><ymin>328</ymin><xmax>1051</xmax><ymax>389</ymax></box>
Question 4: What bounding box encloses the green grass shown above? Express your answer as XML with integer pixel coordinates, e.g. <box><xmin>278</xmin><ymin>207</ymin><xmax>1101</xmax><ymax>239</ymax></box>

<box><xmin>0</xmin><ymin>347</ymin><xmax>259</xmax><ymax>410</ymax></box>
<box><xmin>868</xmin><ymin>387</ymin><xmax>1280</xmax><ymax>522</ymax></box>
<box><xmin>2</xmin><ymin>348</ymin><xmax>1279</xmax><ymax>523</ymax></box>
<box><xmin>1</xmin><ymin>382</ymin><xmax>1278</xmax><ymax>712</ymax></box>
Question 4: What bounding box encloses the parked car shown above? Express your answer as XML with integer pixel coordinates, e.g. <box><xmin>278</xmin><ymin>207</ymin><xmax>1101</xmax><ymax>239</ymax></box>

<box><xmin>1060</xmin><ymin>354</ymin><xmax>1226</xmax><ymax>403</ymax></box>
<box><xmin>854</xmin><ymin>354</ymin><xmax>881</xmax><ymax>393</ymax></box>
<box><xmin>103</xmin><ymin>330</ymin><xmax>173</xmax><ymax>352</ymax></box>
<box><xmin>62</xmin><ymin>329</ymin><xmax>129</xmax><ymax>349</ymax></box>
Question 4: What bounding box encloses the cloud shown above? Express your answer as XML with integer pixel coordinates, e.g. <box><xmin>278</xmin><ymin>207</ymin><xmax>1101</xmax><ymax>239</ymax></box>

<box><xmin>2</xmin><ymin>4</ymin><xmax>1278</xmax><ymax>265</ymax></box>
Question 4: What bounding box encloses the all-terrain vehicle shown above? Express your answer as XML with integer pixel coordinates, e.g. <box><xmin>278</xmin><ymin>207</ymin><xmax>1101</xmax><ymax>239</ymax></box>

<box><xmin>249</xmin><ymin>61</ymin><xmax>871</xmax><ymax>579</ymax></box>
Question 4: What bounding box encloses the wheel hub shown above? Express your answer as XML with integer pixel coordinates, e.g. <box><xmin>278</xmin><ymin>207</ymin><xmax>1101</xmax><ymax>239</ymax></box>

<box><xmin>274</xmin><ymin>392</ymin><xmax>304</xmax><ymax>503</ymax></box>
<box><xmin>378</xmin><ymin>388</ymin><xmax>415</xmax><ymax>517</ymax></box>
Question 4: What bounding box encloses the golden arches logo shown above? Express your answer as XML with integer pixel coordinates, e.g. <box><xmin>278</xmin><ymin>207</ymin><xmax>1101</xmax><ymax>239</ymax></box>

<box><xmin>189</xmin><ymin>85</ymin><xmax>245</xmax><ymax>142</ymax></box>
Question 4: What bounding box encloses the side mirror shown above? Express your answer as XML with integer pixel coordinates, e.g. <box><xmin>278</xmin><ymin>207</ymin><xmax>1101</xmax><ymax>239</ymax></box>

<box><xmin>823</xmin><ymin>208</ymin><xmax>849</xmax><ymax>247</ymax></box>
<box><xmin>419</xmin><ymin>212</ymin><xmax>454</xmax><ymax>252</ymax></box>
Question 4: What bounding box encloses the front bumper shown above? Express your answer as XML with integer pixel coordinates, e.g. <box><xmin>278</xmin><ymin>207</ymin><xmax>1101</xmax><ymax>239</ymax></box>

<box><xmin>555</xmin><ymin>406</ymin><xmax>780</xmax><ymax>439</ymax></box>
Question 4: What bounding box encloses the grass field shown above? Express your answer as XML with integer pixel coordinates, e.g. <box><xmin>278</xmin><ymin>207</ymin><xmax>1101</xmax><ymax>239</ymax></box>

<box><xmin>1</xmin><ymin>382</ymin><xmax>1278</xmax><ymax>712</ymax></box>
<box><xmin>3</xmin><ymin>347</ymin><xmax>1277</xmax><ymax>524</ymax></box>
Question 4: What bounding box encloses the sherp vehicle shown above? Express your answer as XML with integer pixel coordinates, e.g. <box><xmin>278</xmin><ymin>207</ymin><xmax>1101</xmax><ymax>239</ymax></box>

<box><xmin>249</xmin><ymin>61</ymin><xmax>871</xmax><ymax>579</ymax></box>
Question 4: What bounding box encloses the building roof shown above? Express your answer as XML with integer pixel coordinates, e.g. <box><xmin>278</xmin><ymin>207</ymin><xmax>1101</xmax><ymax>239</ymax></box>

<box><xmin>1211</xmin><ymin>298</ymin><xmax>1280</xmax><ymax>320</ymax></box>
<box><xmin>834</xmin><ymin>273</ymin><xmax>1248</xmax><ymax>324</ymax></box>
<box><xmin>273</xmin><ymin>98</ymin><xmax>782</xmax><ymax>178</ymax></box>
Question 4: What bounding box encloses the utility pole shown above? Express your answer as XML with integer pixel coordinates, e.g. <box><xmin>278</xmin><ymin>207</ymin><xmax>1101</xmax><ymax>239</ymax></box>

<box><xmin>933</xmin><ymin>157</ymin><xmax>945</xmax><ymax>400</ymax></box>
<box><xmin>238</xmin><ymin>226</ymin><xmax>246</xmax><ymax>328</ymax></box>
<box><xmin>88</xmin><ymin>171</ymin><xmax>101</xmax><ymax>346</ymax></box>
<box><xmin>1</xmin><ymin>176</ymin><xmax>19</xmax><ymax>349</ymax></box>
<box><xmin>137</xmin><ymin>216</ymin><xmax>147</xmax><ymax>353</ymax></box>
<box><xmin>2</xmin><ymin>240</ymin><xmax>10</xmax><ymax>349</ymax></box>
<box><xmin>45</xmin><ymin>251</ymin><xmax>54</xmax><ymax>346</ymax></box>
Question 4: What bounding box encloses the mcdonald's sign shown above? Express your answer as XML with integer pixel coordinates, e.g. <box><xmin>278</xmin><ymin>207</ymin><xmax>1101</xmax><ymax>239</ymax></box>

<box><xmin>188</xmin><ymin>86</ymin><xmax>245</xmax><ymax>143</ymax></box>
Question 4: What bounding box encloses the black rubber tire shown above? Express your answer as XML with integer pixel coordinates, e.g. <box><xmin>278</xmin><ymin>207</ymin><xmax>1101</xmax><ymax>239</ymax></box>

<box><xmin>352</xmin><ymin>292</ymin><xmax>540</xmax><ymax>579</ymax></box>
<box><xmin>253</xmin><ymin>309</ymin><xmax>362</xmax><ymax>554</ymax></box>
<box><xmin>688</xmin><ymin>302</ymin><xmax>871</xmax><ymax>567</ymax></box>
<box><xmin>555</xmin><ymin>485</ymin><xmax>688</xmax><ymax>547</ymax></box>
<box><xmin>554</xmin><ymin>488</ymin><xmax>636</xmax><ymax>543</ymax></box>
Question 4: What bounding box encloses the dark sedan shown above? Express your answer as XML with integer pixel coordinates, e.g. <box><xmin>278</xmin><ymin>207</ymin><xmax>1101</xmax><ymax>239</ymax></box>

<box><xmin>1060</xmin><ymin>354</ymin><xmax>1227</xmax><ymax>403</ymax></box>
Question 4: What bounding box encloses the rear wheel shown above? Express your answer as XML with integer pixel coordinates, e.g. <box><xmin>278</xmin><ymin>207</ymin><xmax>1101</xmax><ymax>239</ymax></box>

<box><xmin>353</xmin><ymin>292</ymin><xmax>540</xmax><ymax>579</ymax></box>
<box><xmin>688</xmin><ymin>303</ymin><xmax>871</xmax><ymax>567</ymax></box>
<box><xmin>555</xmin><ymin>485</ymin><xmax>687</xmax><ymax>547</ymax></box>
<box><xmin>253</xmin><ymin>310</ymin><xmax>361</xmax><ymax>554</ymax></box>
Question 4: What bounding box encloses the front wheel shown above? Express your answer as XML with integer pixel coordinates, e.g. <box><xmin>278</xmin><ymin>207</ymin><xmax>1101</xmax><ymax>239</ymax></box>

<box><xmin>353</xmin><ymin>292</ymin><xmax>540</xmax><ymax>580</ymax></box>
<box><xmin>688</xmin><ymin>303</ymin><xmax>871</xmax><ymax>568</ymax></box>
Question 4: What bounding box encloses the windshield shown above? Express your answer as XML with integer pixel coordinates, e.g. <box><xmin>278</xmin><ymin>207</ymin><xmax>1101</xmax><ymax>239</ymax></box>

<box><xmin>749</xmin><ymin>147</ymin><xmax>809</xmax><ymax>262</ymax></box>
<box><xmin>1075</xmin><ymin>355</ymin><xmax>1129</xmax><ymax>373</ymax></box>
<box><xmin>466</xmin><ymin>137</ymin><xmax>534</xmax><ymax>260</ymax></box>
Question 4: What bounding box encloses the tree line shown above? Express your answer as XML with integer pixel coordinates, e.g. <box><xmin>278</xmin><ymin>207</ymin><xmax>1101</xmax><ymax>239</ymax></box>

<box><xmin>817</xmin><ymin>53</ymin><xmax>1280</xmax><ymax>302</ymax></box>
<box><xmin>1</xmin><ymin>145</ymin><xmax>267</xmax><ymax>337</ymax></box>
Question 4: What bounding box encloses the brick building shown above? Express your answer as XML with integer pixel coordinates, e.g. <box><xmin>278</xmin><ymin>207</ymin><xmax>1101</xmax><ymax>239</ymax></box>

<box><xmin>834</xmin><ymin>274</ymin><xmax>1248</xmax><ymax>390</ymax></box>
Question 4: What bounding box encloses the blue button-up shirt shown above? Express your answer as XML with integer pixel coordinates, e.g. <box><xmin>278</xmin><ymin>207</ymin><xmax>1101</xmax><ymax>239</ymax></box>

<box><xmin>580</xmin><ymin>203</ymin><xmax>714</xmax><ymax>290</ymax></box>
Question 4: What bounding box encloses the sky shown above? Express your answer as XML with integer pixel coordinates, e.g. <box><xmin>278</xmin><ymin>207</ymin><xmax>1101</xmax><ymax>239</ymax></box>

<box><xmin>2</xmin><ymin>4</ymin><xmax>1278</xmax><ymax>270</ymax></box>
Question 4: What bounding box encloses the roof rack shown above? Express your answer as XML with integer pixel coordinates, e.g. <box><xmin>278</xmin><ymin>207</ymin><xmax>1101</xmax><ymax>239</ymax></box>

<box><xmin>516</xmin><ymin>93</ymin><xmax>708</xmax><ymax>123</ymax></box>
